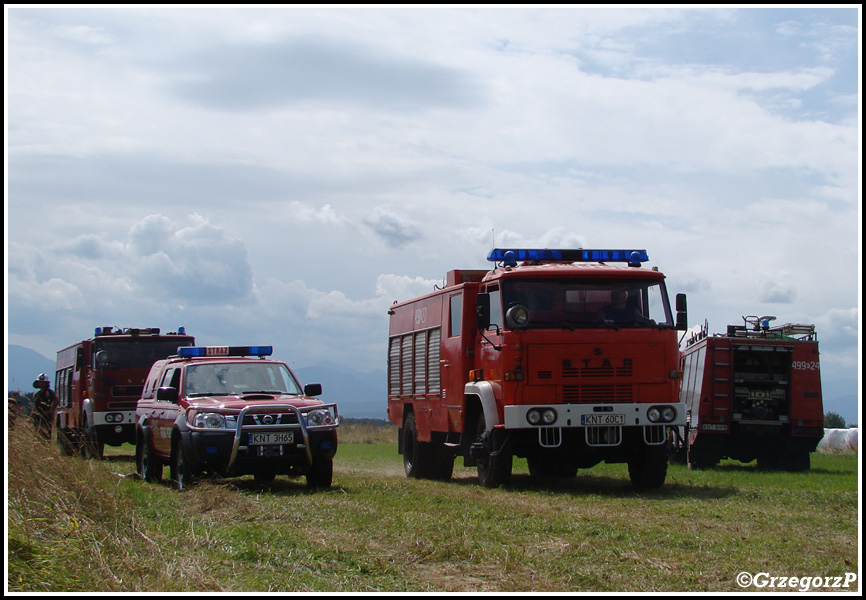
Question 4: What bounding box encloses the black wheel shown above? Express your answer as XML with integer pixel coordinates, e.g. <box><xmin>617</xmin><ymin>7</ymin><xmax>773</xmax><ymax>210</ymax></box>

<box><xmin>305</xmin><ymin>458</ymin><xmax>333</xmax><ymax>488</ymax></box>
<box><xmin>56</xmin><ymin>422</ymin><xmax>74</xmax><ymax>457</ymax></box>
<box><xmin>81</xmin><ymin>417</ymin><xmax>104</xmax><ymax>459</ymax></box>
<box><xmin>781</xmin><ymin>450</ymin><xmax>810</xmax><ymax>472</ymax></box>
<box><xmin>137</xmin><ymin>432</ymin><xmax>163</xmax><ymax>483</ymax></box>
<box><xmin>629</xmin><ymin>445</ymin><xmax>668</xmax><ymax>490</ymax></box>
<box><xmin>170</xmin><ymin>440</ymin><xmax>196</xmax><ymax>492</ymax></box>
<box><xmin>402</xmin><ymin>412</ymin><xmax>454</xmax><ymax>481</ymax></box>
<box><xmin>402</xmin><ymin>412</ymin><xmax>430</xmax><ymax>478</ymax></box>
<box><xmin>474</xmin><ymin>413</ymin><xmax>511</xmax><ymax>488</ymax></box>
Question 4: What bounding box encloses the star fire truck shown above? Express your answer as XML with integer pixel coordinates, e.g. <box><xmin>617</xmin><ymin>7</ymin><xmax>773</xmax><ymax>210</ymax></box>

<box><xmin>387</xmin><ymin>248</ymin><xmax>688</xmax><ymax>489</ymax></box>
<box><xmin>54</xmin><ymin>326</ymin><xmax>195</xmax><ymax>457</ymax></box>
<box><xmin>675</xmin><ymin>315</ymin><xmax>824</xmax><ymax>471</ymax></box>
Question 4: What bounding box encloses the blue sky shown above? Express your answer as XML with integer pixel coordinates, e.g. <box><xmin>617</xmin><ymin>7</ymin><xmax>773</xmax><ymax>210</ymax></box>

<box><xmin>5</xmin><ymin>6</ymin><xmax>861</xmax><ymax>423</ymax></box>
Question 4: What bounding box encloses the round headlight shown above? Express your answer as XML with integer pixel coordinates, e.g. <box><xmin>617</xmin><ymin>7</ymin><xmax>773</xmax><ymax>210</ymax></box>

<box><xmin>306</xmin><ymin>408</ymin><xmax>333</xmax><ymax>426</ymax></box>
<box><xmin>526</xmin><ymin>409</ymin><xmax>541</xmax><ymax>425</ymax></box>
<box><xmin>194</xmin><ymin>412</ymin><xmax>226</xmax><ymax>429</ymax></box>
<box><xmin>661</xmin><ymin>407</ymin><xmax>676</xmax><ymax>423</ymax></box>
<box><xmin>506</xmin><ymin>305</ymin><xmax>531</xmax><ymax>329</ymax></box>
<box><xmin>647</xmin><ymin>408</ymin><xmax>661</xmax><ymax>423</ymax></box>
<box><xmin>542</xmin><ymin>408</ymin><xmax>557</xmax><ymax>425</ymax></box>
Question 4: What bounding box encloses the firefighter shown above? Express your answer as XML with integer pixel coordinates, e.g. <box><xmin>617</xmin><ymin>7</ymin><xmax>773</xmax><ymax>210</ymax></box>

<box><xmin>31</xmin><ymin>373</ymin><xmax>57</xmax><ymax>440</ymax></box>
<box><xmin>600</xmin><ymin>289</ymin><xmax>653</xmax><ymax>325</ymax></box>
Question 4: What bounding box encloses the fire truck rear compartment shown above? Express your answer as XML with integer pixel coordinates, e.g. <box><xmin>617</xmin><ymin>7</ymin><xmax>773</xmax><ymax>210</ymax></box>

<box><xmin>731</xmin><ymin>345</ymin><xmax>792</xmax><ymax>422</ymax></box>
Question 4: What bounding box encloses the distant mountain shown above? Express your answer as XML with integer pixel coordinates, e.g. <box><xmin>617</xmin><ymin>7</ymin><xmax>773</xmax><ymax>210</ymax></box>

<box><xmin>7</xmin><ymin>345</ymin><xmax>56</xmax><ymax>393</ymax></box>
<box><xmin>294</xmin><ymin>365</ymin><xmax>387</xmax><ymax>420</ymax></box>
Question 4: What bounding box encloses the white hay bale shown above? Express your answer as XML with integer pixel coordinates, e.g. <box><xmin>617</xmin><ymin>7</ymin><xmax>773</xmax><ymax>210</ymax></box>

<box><xmin>817</xmin><ymin>428</ymin><xmax>858</xmax><ymax>454</ymax></box>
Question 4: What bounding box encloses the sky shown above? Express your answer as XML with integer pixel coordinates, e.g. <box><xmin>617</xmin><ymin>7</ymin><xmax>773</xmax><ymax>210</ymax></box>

<box><xmin>5</xmin><ymin>6</ymin><xmax>862</xmax><ymax>424</ymax></box>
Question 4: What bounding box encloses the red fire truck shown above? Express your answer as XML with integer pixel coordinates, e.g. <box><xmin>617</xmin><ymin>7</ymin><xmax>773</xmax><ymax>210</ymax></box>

<box><xmin>387</xmin><ymin>248</ymin><xmax>688</xmax><ymax>489</ymax></box>
<box><xmin>675</xmin><ymin>315</ymin><xmax>824</xmax><ymax>471</ymax></box>
<box><xmin>54</xmin><ymin>326</ymin><xmax>195</xmax><ymax>457</ymax></box>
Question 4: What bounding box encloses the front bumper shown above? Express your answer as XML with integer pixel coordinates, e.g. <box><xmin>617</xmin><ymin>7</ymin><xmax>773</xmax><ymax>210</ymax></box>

<box><xmin>504</xmin><ymin>402</ymin><xmax>686</xmax><ymax>429</ymax></box>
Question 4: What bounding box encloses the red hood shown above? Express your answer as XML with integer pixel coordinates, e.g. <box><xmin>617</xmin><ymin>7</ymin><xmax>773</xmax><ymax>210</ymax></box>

<box><xmin>183</xmin><ymin>394</ymin><xmax>326</xmax><ymax>411</ymax></box>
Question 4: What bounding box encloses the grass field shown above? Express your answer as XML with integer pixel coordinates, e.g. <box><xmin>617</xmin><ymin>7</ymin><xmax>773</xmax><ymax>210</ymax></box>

<box><xmin>7</xmin><ymin>420</ymin><xmax>860</xmax><ymax>593</ymax></box>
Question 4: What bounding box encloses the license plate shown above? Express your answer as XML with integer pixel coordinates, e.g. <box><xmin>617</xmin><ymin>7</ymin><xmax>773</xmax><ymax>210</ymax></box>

<box><xmin>249</xmin><ymin>431</ymin><xmax>294</xmax><ymax>445</ymax></box>
<box><xmin>581</xmin><ymin>413</ymin><xmax>625</xmax><ymax>426</ymax></box>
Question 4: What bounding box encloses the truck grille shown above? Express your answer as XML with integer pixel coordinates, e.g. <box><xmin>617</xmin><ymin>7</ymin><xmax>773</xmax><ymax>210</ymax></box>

<box><xmin>562</xmin><ymin>384</ymin><xmax>633</xmax><ymax>403</ymax></box>
<box><xmin>241</xmin><ymin>412</ymin><xmax>300</xmax><ymax>426</ymax></box>
<box><xmin>113</xmin><ymin>385</ymin><xmax>143</xmax><ymax>398</ymax></box>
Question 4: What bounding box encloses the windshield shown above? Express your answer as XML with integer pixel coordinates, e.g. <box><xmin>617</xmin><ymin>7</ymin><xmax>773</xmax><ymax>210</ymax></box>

<box><xmin>500</xmin><ymin>279</ymin><xmax>674</xmax><ymax>329</ymax></box>
<box><xmin>183</xmin><ymin>362</ymin><xmax>302</xmax><ymax>397</ymax></box>
<box><xmin>94</xmin><ymin>339</ymin><xmax>194</xmax><ymax>369</ymax></box>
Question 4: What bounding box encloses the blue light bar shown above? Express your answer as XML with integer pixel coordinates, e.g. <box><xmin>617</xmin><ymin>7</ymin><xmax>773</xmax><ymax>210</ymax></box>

<box><xmin>177</xmin><ymin>346</ymin><xmax>273</xmax><ymax>358</ymax></box>
<box><xmin>487</xmin><ymin>248</ymin><xmax>649</xmax><ymax>264</ymax></box>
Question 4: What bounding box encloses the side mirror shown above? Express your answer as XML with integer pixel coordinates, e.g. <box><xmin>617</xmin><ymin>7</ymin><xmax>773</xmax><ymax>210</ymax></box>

<box><xmin>675</xmin><ymin>293</ymin><xmax>688</xmax><ymax>331</ymax></box>
<box><xmin>476</xmin><ymin>293</ymin><xmax>491</xmax><ymax>331</ymax></box>
<box><xmin>304</xmin><ymin>383</ymin><xmax>322</xmax><ymax>397</ymax></box>
<box><xmin>156</xmin><ymin>386</ymin><xmax>179</xmax><ymax>403</ymax></box>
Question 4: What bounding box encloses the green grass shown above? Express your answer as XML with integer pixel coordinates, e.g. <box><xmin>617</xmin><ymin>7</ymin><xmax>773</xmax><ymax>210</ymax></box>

<box><xmin>7</xmin><ymin>421</ymin><xmax>860</xmax><ymax>592</ymax></box>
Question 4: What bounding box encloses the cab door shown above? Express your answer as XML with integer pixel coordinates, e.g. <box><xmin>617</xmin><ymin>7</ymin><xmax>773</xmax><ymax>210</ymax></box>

<box><xmin>152</xmin><ymin>367</ymin><xmax>181</xmax><ymax>456</ymax></box>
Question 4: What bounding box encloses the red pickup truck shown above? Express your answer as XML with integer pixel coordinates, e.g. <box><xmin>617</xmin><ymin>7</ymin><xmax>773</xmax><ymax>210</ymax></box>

<box><xmin>135</xmin><ymin>345</ymin><xmax>339</xmax><ymax>490</ymax></box>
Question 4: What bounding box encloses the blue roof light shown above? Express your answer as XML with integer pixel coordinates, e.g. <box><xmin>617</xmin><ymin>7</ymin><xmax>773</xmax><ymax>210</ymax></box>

<box><xmin>177</xmin><ymin>346</ymin><xmax>273</xmax><ymax>358</ymax></box>
<box><xmin>487</xmin><ymin>248</ymin><xmax>649</xmax><ymax>264</ymax></box>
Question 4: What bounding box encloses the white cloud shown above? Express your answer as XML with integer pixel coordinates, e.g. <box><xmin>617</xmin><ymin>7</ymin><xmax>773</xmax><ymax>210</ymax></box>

<box><xmin>362</xmin><ymin>207</ymin><xmax>423</xmax><ymax>248</ymax></box>
<box><xmin>6</xmin><ymin>6</ymin><xmax>860</xmax><ymax>418</ymax></box>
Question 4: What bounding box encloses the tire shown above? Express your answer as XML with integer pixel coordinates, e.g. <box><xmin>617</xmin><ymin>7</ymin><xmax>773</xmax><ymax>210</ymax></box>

<box><xmin>136</xmin><ymin>431</ymin><xmax>164</xmax><ymax>483</ymax></box>
<box><xmin>402</xmin><ymin>412</ymin><xmax>430</xmax><ymax>478</ymax></box>
<box><xmin>170</xmin><ymin>440</ymin><xmax>196</xmax><ymax>492</ymax></box>
<box><xmin>305</xmin><ymin>458</ymin><xmax>333</xmax><ymax>488</ymax></box>
<box><xmin>781</xmin><ymin>450</ymin><xmax>810</xmax><ymax>472</ymax></box>
<box><xmin>81</xmin><ymin>418</ymin><xmax>104</xmax><ymax>459</ymax></box>
<box><xmin>629</xmin><ymin>445</ymin><xmax>668</xmax><ymax>490</ymax></box>
<box><xmin>56</xmin><ymin>423</ymin><xmax>75</xmax><ymax>457</ymax></box>
<box><xmin>474</xmin><ymin>413</ymin><xmax>511</xmax><ymax>488</ymax></box>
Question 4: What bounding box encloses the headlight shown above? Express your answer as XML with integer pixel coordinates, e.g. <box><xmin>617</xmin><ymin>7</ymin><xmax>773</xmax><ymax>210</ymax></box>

<box><xmin>661</xmin><ymin>407</ymin><xmax>676</xmax><ymax>423</ymax></box>
<box><xmin>305</xmin><ymin>408</ymin><xmax>334</xmax><ymax>427</ymax></box>
<box><xmin>526</xmin><ymin>407</ymin><xmax>557</xmax><ymax>426</ymax></box>
<box><xmin>506</xmin><ymin>304</ymin><xmax>531</xmax><ymax>329</ymax></box>
<box><xmin>193</xmin><ymin>412</ymin><xmax>227</xmax><ymax>429</ymax></box>
<box><xmin>647</xmin><ymin>406</ymin><xmax>676</xmax><ymax>423</ymax></box>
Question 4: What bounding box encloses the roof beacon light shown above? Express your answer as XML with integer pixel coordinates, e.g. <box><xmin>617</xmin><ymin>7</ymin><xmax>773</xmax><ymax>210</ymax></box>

<box><xmin>487</xmin><ymin>248</ymin><xmax>649</xmax><ymax>265</ymax></box>
<box><xmin>177</xmin><ymin>345</ymin><xmax>273</xmax><ymax>358</ymax></box>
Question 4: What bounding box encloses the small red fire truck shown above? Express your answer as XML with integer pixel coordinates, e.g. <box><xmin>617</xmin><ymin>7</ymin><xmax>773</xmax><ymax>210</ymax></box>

<box><xmin>675</xmin><ymin>315</ymin><xmax>824</xmax><ymax>471</ymax></box>
<box><xmin>54</xmin><ymin>326</ymin><xmax>195</xmax><ymax>457</ymax></box>
<box><xmin>387</xmin><ymin>248</ymin><xmax>688</xmax><ymax>489</ymax></box>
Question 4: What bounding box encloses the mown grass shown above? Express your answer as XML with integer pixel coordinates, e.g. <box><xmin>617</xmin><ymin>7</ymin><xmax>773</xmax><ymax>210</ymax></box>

<box><xmin>7</xmin><ymin>420</ymin><xmax>860</xmax><ymax>592</ymax></box>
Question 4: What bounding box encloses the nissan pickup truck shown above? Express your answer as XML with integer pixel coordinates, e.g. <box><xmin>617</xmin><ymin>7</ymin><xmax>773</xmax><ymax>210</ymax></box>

<box><xmin>135</xmin><ymin>345</ymin><xmax>339</xmax><ymax>490</ymax></box>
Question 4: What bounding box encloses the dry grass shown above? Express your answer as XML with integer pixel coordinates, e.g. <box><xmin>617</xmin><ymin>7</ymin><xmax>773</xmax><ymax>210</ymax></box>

<box><xmin>6</xmin><ymin>418</ymin><xmax>860</xmax><ymax>593</ymax></box>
